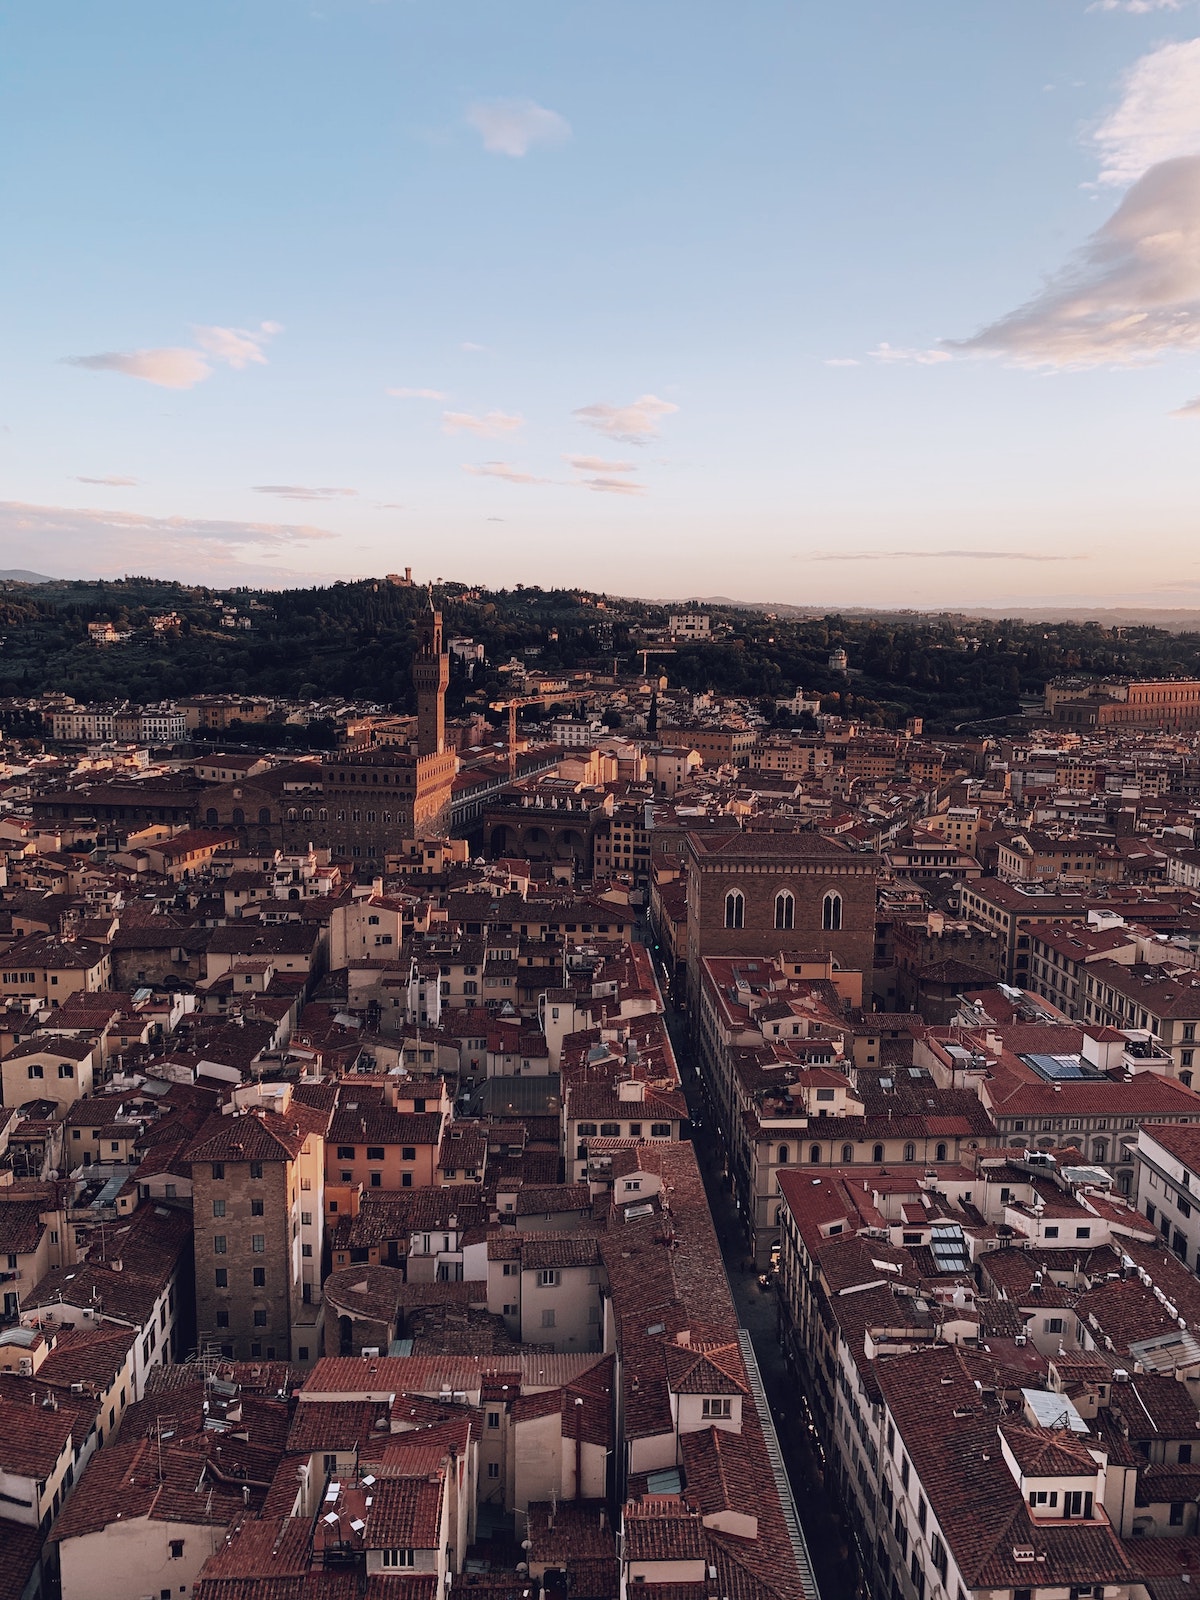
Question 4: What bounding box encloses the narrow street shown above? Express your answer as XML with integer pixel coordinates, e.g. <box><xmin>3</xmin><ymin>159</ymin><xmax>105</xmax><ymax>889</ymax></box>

<box><xmin>664</xmin><ymin>1002</ymin><xmax>861</xmax><ymax>1600</ymax></box>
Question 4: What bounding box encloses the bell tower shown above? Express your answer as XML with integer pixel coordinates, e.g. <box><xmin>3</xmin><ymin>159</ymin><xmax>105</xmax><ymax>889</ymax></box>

<box><xmin>412</xmin><ymin>588</ymin><xmax>449</xmax><ymax>757</ymax></box>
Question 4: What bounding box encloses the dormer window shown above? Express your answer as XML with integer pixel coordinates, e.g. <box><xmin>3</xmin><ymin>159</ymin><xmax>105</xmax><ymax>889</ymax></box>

<box><xmin>701</xmin><ymin>1397</ymin><xmax>732</xmax><ymax>1419</ymax></box>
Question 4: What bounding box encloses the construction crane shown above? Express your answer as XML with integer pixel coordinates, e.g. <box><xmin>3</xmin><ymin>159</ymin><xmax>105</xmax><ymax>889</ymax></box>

<box><xmin>489</xmin><ymin>688</ymin><xmax>601</xmax><ymax>777</ymax></box>
<box><xmin>638</xmin><ymin>647</ymin><xmax>676</xmax><ymax>677</ymax></box>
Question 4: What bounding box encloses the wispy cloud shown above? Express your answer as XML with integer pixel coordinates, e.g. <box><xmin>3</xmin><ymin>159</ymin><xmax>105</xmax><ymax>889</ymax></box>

<box><xmin>73</xmin><ymin>475</ymin><xmax>140</xmax><ymax>487</ymax></box>
<box><xmin>560</xmin><ymin>454</ymin><xmax>643</xmax><ymax>494</ymax></box>
<box><xmin>1172</xmin><ymin>395</ymin><xmax>1200</xmax><ymax>416</ymax></box>
<box><xmin>65</xmin><ymin>348</ymin><xmax>213</xmax><ymax>390</ymax></box>
<box><xmin>460</xmin><ymin>342</ymin><xmax>489</xmax><ymax>354</ymax></box>
<box><xmin>823</xmin><ymin>357</ymin><xmax>861</xmax><ymax>367</ymax></box>
<box><xmin>387</xmin><ymin>386</ymin><xmax>447</xmax><ymax>400</ymax></box>
<box><xmin>577</xmin><ymin>475</ymin><xmax>643</xmax><ymax>495</ymax></box>
<box><xmin>0</xmin><ymin>501</ymin><xmax>335</xmax><ymax>581</ymax></box>
<box><xmin>466</xmin><ymin>98</ymin><xmax>571</xmax><ymax>157</ymax></box>
<box><xmin>954</xmin><ymin>38</ymin><xmax>1200</xmax><ymax>386</ymax></box>
<box><xmin>252</xmin><ymin>484</ymin><xmax>358</xmax><ymax>501</ymax></box>
<box><xmin>955</xmin><ymin>155</ymin><xmax>1200</xmax><ymax>367</ymax></box>
<box><xmin>1089</xmin><ymin>1</ymin><xmax>1182</xmax><ymax>18</ymax></box>
<box><xmin>812</xmin><ymin>549</ymin><xmax>1087</xmax><ymax>563</ymax></box>
<box><xmin>1095</xmin><ymin>38</ymin><xmax>1200</xmax><ymax>187</ymax></box>
<box><xmin>64</xmin><ymin>320</ymin><xmax>281</xmax><ymax>389</ymax></box>
<box><xmin>869</xmin><ymin>342</ymin><xmax>953</xmax><ymax>365</ymax></box>
<box><xmin>194</xmin><ymin>321</ymin><xmax>281</xmax><ymax>369</ymax></box>
<box><xmin>462</xmin><ymin>460</ymin><xmax>550</xmax><ymax>485</ymax></box>
<box><xmin>573</xmin><ymin>394</ymin><xmax>678</xmax><ymax>442</ymax></box>
<box><xmin>564</xmin><ymin>454</ymin><xmax>637</xmax><ymax>474</ymax></box>
<box><xmin>443</xmin><ymin>410</ymin><xmax>524</xmax><ymax>437</ymax></box>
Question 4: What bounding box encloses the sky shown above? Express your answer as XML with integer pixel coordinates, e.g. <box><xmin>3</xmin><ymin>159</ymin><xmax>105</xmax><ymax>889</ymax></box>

<box><xmin>4</xmin><ymin>0</ymin><xmax>1200</xmax><ymax>610</ymax></box>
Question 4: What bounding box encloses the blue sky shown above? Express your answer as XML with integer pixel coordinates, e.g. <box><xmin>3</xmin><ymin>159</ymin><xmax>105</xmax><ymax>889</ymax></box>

<box><xmin>4</xmin><ymin>0</ymin><xmax>1200</xmax><ymax>608</ymax></box>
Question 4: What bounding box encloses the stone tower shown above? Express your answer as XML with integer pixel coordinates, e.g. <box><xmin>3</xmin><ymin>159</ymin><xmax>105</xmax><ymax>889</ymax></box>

<box><xmin>412</xmin><ymin>589</ymin><xmax>449</xmax><ymax>757</ymax></box>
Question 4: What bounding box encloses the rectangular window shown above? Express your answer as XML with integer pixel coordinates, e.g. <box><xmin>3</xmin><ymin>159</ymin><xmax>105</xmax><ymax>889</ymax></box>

<box><xmin>366</xmin><ymin>1146</ymin><xmax>385</xmax><ymax>1161</ymax></box>
<box><xmin>382</xmin><ymin>1551</ymin><xmax>415</xmax><ymax>1569</ymax></box>
<box><xmin>212</xmin><ymin>1200</ymin><xmax>226</xmax><ymax>1218</ymax></box>
<box><xmin>211</xmin><ymin>1162</ymin><xmax>224</xmax><ymax>1180</ymax></box>
<box><xmin>702</xmin><ymin>1397</ymin><xmax>732</xmax><ymax>1419</ymax></box>
<box><xmin>930</xmin><ymin>1535</ymin><xmax>947</xmax><ymax>1582</ymax></box>
<box><xmin>215</xmin><ymin>1268</ymin><xmax>228</xmax><ymax>1287</ymax></box>
<box><xmin>337</xmin><ymin>1145</ymin><xmax>356</xmax><ymax>1160</ymax></box>
<box><xmin>251</xmin><ymin>1199</ymin><xmax>264</xmax><ymax>1217</ymax></box>
<box><xmin>250</xmin><ymin>1161</ymin><xmax>263</xmax><ymax>1179</ymax></box>
<box><xmin>251</xmin><ymin>1234</ymin><xmax>265</xmax><ymax>1253</ymax></box>
<box><xmin>215</xmin><ymin>1309</ymin><xmax>229</xmax><ymax>1328</ymax></box>
<box><xmin>213</xmin><ymin>1235</ymin><xmax>227</xmax><ymax>1254</ymax></box>
<box><xmin>541</xmin><ymin>1308</ymin><xmax>556</xmax><ymax>1329</ymax></box>
<box><xmin>538</xmin><ymin>1269</ymin><xmax>561</xmax><ymax>1287</ymax></box>
<box><xmin>253</xmin><ymin>1310</ymin><xmax>268</xmax><ymax>1327</ymax></box>
<box><xmin>252</xmin><ymin>1267</ymin><xmax>266</xmax><ymax>1287</ymax></box>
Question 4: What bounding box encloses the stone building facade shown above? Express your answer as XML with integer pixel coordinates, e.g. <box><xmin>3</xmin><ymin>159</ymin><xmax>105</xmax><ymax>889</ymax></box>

<box><xmin>683</xmin><ymin>829</ymin><xmax>879</xmax><ymax>1005</ymax></box>
<box><xmin>187</xmin><ymin>1092</ymin><xmax>328</xmax><ymax>1366</ymax></box>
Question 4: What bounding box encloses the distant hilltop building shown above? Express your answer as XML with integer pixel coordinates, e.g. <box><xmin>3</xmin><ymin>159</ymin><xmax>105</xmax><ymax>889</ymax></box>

<box><xmin>775</xmin><ymin>687</ymin><xmax>823</xmax><ymax>719</ymax></box>
<box><xmin>448</xmin><ymin>636</ymin><xmax>484</xmax><ymax>671</ymax></box>
<box><xmin>1046</xmin><ymin>675</ymin><xmax>1200</xmax><ymax>730</ymax></box>
<box><xmin>668</xmin><ymin>612</ymin><xmax>711</xmax><ymax>641</ymax></box>
<box><xmin>828</xmin><ymin>646</ymin><xmax>849</xmax><ymax>673</ymax></box>
<box><xmin>87</xmin><ymin>620</ymin><xmax>130</xmax><ymax>647</ymax></box>
<box><xmin>386</xmin><ymin>567</ymin><xmax>415</xmax><ymax>586</ymax></box>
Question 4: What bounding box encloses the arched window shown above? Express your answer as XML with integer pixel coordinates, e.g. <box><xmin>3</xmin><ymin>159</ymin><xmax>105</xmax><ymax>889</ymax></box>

<box><xmin>903</xmin><ymin>1141</ymin><xmax>916</xmax><ymax>1163</ymax></box>
<box><xmin>841</xmin><ymin>1143</ymin><xmax>854</xmax><ymax>1163</ymax></box>
<box><xmin>777</xmin><ymin>1145</ymin><xmax>789</xmax><ymax>1166</ymax></box>
<box><xmin>302</xmin><ymin>808</ymin><xmax>312</xmax><ymax>822</ymax></box>
<box><xmin>808</xmin><ymin>1144</ymin><xmax>821</xmax><ymax>1165</ymax></box>
<box><xmin>872</xmin><ymin>1143</ymin><xmax>884</xmax><ymax>1162</ymax></box>
<box><xmin>774</xmin><ymin>891</ymin><xmax>795</xmax><ymax>931</ymax></box>
<box><xmin>822</xmin><ymin>892</ymin><xmax>842</xmax><ymax>932</ymax></box>
<box><xmin>232</xmin><ymin>807</ymin><xmax>244</xmax><ymax>826</ymax></box>
<box><xmin>935</xmin><ymin>1142</ymin><xmax>947</xmax><ymax>1163</ymax></box>
<box><xmin>724</xmin><ymin>890</ymin><xmax>744</xmax><ymax>930</ymax></box>
<box><xmin>1092</xmin><ymin>1139</ymin><xmax>1108</xmax><ymax>1163</ymax></box>
<box><xmin>1183</xmin><ymin>1073</ymin><xmax>1194</xmax><ymax>1090</ymax></box>
<box><xmin>258</xmin><ymin>807</ymin><xmax>271</xmax><ymax>825</ymax></box>
<box><xmin>205</xmin><ymin>807</ymin><xmax>218</xmax><ymax>825</ymax></box>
